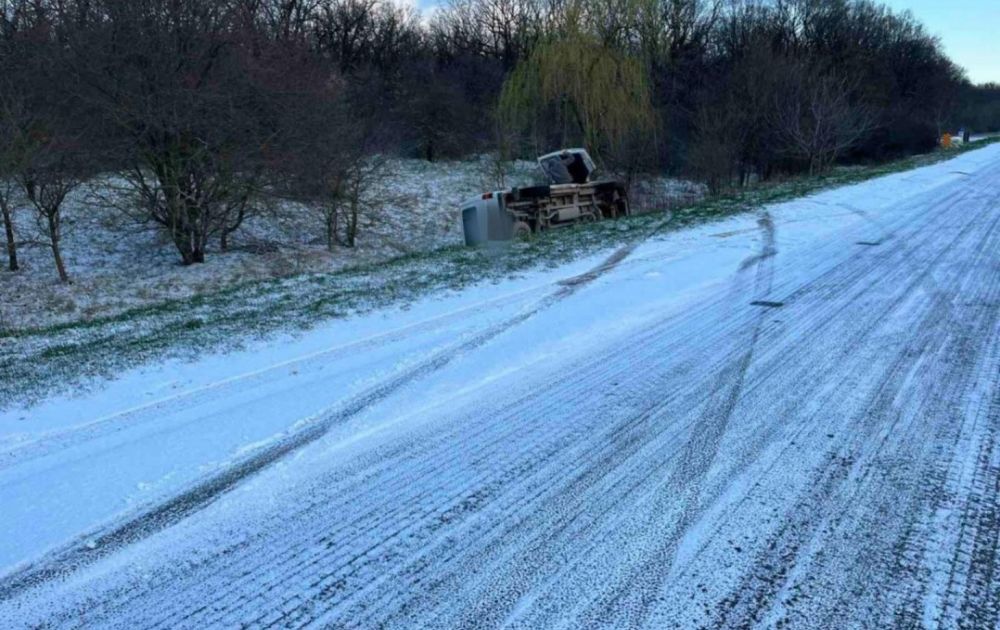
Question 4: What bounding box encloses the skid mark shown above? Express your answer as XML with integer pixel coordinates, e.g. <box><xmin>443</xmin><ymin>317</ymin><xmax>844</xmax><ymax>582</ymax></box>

<box><xmin>0</xmin><ymin>205</ymin><xmax>675</xmax><ymax>602</ymax></box>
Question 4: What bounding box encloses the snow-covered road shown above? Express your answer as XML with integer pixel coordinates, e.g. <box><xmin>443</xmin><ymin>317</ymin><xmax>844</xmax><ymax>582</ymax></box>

<box><xmin>2</xmin><ymin>144</ymin><xmax>1000</xmax><ymax>628</ymax></box>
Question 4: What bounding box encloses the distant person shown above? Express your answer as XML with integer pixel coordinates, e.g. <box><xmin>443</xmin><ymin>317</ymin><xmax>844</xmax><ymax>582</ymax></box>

<box><xmin>963</xmin><ymin>128</ymin><xmax>971</xmax><ymax>143</ymax></box>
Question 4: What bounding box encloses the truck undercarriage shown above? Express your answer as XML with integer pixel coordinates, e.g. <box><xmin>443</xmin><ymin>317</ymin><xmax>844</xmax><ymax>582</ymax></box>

<box><xmin>505</xmin><ymin>180</ymin><xmax>630</xmax><ymax>236</ymax></box>
<box><xmin>461</xmin><ymin>149</ymin><xmax>631</xmax><ymax>245</ymax></box>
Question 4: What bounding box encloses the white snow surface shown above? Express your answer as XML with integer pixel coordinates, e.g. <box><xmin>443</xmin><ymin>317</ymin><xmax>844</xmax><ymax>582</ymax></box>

<box><xmin>1</xmin><ymin>144</ymin><xmax>999</xmax><ymax>627</ymax></box>
<box><xmin>0</xmin><ymin>156</ymin><xmax>701</xmax><ymax>331</ymax></box>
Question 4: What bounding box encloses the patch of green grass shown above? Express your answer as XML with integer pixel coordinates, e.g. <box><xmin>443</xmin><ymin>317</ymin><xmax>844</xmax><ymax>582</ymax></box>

<box><xmin>2</xmin><ymin>138</ymin><xmax>996</xmax><ymax>406</ymax></box>
<box><xmin>38</xmin><ymin>343</ymin><xmax>80</xmax><ymax>360</ymax></box>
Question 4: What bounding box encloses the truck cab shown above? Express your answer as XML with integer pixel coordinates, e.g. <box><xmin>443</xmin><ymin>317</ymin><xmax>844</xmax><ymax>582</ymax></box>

<box><xmin>461</xmin><ymin>191</ymin><xmax>513</xmax><ymax>245</ymax></box>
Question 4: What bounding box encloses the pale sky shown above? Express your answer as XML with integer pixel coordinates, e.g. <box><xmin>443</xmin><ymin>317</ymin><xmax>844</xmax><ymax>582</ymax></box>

<box><xmin>883</xmin><ymin>0</ymin><xmax>999</xmax><ymax>84</ymax></box>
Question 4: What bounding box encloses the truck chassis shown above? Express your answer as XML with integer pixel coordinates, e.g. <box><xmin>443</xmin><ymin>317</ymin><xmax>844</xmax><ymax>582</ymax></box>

<box><xmin>505</xmin><ymin>180</ymin><xmax>630</xmax><ymax>237</ymax></box>
<box><xmin>460</xmin><ymin>148</ymin><xmax>631</xmax><ymax>245</ymax></box>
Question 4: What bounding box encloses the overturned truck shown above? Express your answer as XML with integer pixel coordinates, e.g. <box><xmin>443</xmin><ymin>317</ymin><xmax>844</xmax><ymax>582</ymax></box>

<box><xmin>461</xmin><ymin>149</ymin><xmax>630</xmax><ymax>245</ymax></box>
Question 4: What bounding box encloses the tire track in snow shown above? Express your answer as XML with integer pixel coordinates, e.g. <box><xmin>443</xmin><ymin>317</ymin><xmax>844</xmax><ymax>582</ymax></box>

<box><xmin>701</xmin><ymin>176</ymin><xmax>1000</xmax><ymax>628</ymax></box>
<box><xmin>422</xmin><ymin>175</ymin><xmax>1000</xmax><ymax>628</ymax></box>
<box><xmin>0</xmin><ymin>217</ymin><xmax>664</xmax><ymax>603</ymax></box>
<box><xmin>330</xmin><ymin>199</ymin><xmax>968</xmax><ymax>625</ymax></box>
<box><xmin>5</xmin><ymin>153</ymin><xmax>1000</xmax><ymax>627</ymax></box>
<box><xmin>0</xmin><ymin>282</ymin><xmax>552</xmax><ymax>468</ymax></box>
<box><xmin>809</xmin><ymin>200</ymin><xmax>1000</xmax><ymax>628</ymax></box>
<box><xmin>554</xmin><ymin>192</ymin><xmax>982</xmax><ymax>627</ymax></box>
<box><xmin>871</xmin><ymin>199</ymin><xmax>1000</xmax><ymax>629</ymax></box>
<box><xmin>68</xmin><ymin>174</ymin><xmax>984</xmax><ymax>630</ymax></box>
<box><xmin>575</xmin><ymin>211</ymin><xmax>779</xmax><ymax>627</ymax></box>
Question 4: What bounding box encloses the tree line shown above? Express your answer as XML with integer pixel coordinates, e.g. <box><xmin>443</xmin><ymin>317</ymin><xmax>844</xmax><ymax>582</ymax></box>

<box><xmin>0</xmin><ymin>0</ymin><xmax>998</xmax><ymax>280</ymax></box>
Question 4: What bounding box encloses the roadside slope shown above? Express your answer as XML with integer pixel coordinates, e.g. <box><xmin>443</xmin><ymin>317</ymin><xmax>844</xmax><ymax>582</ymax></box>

<box><xmin>2</xmin><ymin>141</ymin><xmax>995</xmax><ymax>407</ymax></box>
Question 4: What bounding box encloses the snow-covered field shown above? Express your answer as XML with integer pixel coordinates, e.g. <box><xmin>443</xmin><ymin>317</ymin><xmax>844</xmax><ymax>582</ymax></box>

<box><xmin>0</xmin><ymin>157</ymin><xmax>702</xmax><ymax>331</ymax></box>
<box><xmin>1</xmin><ymin>144</ymin><xmax>998</xmax><ymax>627</ymax></box>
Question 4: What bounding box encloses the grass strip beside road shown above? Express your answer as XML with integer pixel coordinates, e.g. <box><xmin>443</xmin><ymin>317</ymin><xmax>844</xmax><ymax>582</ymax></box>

<box><xmin>2</xmin><ymin>138</ymin><xmax>996</xmax><ymax>406</ymax></box>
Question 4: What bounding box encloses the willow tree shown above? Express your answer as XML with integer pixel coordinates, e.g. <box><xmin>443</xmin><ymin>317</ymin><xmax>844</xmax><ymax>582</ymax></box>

<box><xmin>498</xmin><ymin>23</ymin><xmax>656</xmax><ymax>175</ymax></box>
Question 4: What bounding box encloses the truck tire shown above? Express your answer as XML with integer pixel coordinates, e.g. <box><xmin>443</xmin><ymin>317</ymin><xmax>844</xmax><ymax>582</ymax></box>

<box><xmin>512</xmin><ymin>221</ymin><xmax>532</xmax><ymax>239</ymax></box>
<box><xmin>592</xmin><ymin>181</ymin><xmax>626</xmax><ymax>216</ymax></box>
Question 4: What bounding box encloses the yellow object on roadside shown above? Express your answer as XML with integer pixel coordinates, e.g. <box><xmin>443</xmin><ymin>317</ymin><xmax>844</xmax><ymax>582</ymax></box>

<box><xmin>942</xmin><ymin>133</ymin><xmax>952</xmax><ymax>148</ymax></box>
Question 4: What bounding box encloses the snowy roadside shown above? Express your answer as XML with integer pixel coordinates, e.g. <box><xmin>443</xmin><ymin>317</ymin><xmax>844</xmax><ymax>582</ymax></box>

<box><xmin>0</xmin><ymin>157</ymin><xmax>541</xmax><ymax>332</ymax></box>
<box><xmin>1</xmin><ymin>143</ymin><xmax>997</xmax><ymax>577</ymax></box>
<box><xmin>1</xmin><ymin>141</ymin><xmax>996</xmax><ymax>409</ymax></box>
<box><xmin>969</xmin><ymin>132</ymin><xmax>1000</xmax><ymax>142</ymax></box>
<box><xmin>0</xmin><ymin>155</ymin><xmax>702</xmax><ymax>333</ymax></box>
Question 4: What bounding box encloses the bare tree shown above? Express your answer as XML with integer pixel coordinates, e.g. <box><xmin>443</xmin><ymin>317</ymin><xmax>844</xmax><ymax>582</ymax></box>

<box><xmin>333</xmin><ymin>156</ymin><xmax>386</xmax><ymax>248</ymax></box>
<box><xmin>314</xmin><ymin>0</ymin><xmax>421</xmax><ymax>74</ymax></box>
<box><xmin>0</xmin><ymin>185</ymin><xmax>16</xmax><ymax>271</ymax></box>
<box><xmin>431</xmin><ymin>0</ymin><xmax>543</xmax><ymax>69</ymax></box>
<box><xmin>0</xmin><ymin>125</ymin><xmax>19</xmax><ymax>271</ymax></box>
<box><xmin>22</xmin><ymin>181</ymin><xmax>72</xmax><ymax>283</ymax></box>
<box><xmin>19</xmin><ymin>142</ymin><xmax>86</xmax><ymax>283</ymax></box>
<box><xmin>0</xmin><ymin>16</ymin><xmax>90</xmax><ymax>281</ymax></box>
<box><xmin>119</xmin><ymin>156</ymin><xmax>266</xmax><ymax>264</ymax></box>
<box><xmin>218</xmin><ymin>190</ymin><xmax>257</xmax><ymax>252</ymax></box>
<box><xmin>0</xmin><ymin>3</ymin><xmax>32</xmax><ymax>273</ymax></box>
<box><xmin>688</xmin><ymin>91</ymin><xmax>742</xmax><ymax>193</ymax></box>
<box><xmin>59</xmin><ymin>0</ymin><xmax>301</xmax><ymax>264</ymax></box>
<box><xmin>297</xmin><ymin>122</ymin><xmax>386</xmax><ymax>251</ymax></box>
<box><xmin>773</xmin><ymin>66</ymin><xmax>876</xmax><ymax>175</ymax></box>
<box><xmin>236</xmin><ymin>0</ymin><xmax>322</xmax><ymax>42</ymax></box>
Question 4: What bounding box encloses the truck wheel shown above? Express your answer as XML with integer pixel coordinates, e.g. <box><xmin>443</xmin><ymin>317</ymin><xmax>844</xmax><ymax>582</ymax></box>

<box><xmin>512</xmin><ymin>221</ymin><xmax>532</xmax><ymax>239</ymax></box>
